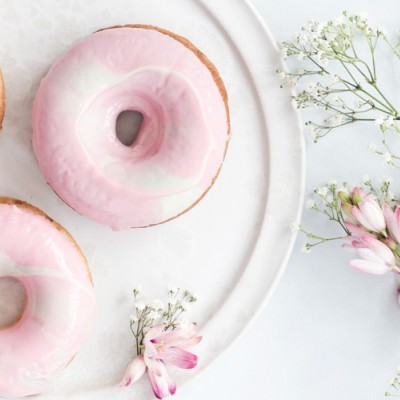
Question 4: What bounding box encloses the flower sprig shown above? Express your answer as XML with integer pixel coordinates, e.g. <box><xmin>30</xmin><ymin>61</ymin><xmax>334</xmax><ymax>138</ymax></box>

<box><xmin>299</xmin><ymin>176</ymin><xmax>400</xmax><ymax>281</ymax></box>
<box><xmin>278</xmin><ymin>11</ymin><xmax>400</xmax><ymax>166</ymax></box>
<box><xmin>385</xmin><ymin>367</ymin><xmax>400</xmax><ymax>397</ymax></box>
<box><xmin>298</xmin><ymin>176</ymin><xmax>397</xmax><ymax>253</ymax></box>
<box><xmin>121</xmin><ymin>288</ymin><xmax>201</xmax><ymax>399</ymax></box>
<box><xmin>130</xmin><ymin>288</ymin><xmax>197</xmax><ymax>356</ymax></box>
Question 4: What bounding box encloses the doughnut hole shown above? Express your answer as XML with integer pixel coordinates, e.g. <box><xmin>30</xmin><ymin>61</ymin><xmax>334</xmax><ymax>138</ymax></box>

<box><xmin>0</xmin><ymin>277</ymin><xmax>27</xmax><ymax>329</ymax></box>
<box><xmin>115</xmin><ymin>110</ymin><xmax>144</xmax><ymax>147</ymax></box>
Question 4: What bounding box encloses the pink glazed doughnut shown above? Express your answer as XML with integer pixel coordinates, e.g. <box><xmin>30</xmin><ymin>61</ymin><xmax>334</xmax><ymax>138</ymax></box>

<box><xmin>0</xmin><ymin>198</ymin><xmax>96</xmax><ymax>397</ymax></box>
<box><xmin>32</xmin><ymin>25</ymin><xmax>230</xmax><ymax>229</ymax></box>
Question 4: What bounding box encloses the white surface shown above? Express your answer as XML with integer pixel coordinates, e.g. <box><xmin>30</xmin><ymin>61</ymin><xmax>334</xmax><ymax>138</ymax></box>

<box><xmin>0</xmin><ymin>0</ymin><xmax>304</xmax><ymax>399</ymax></box>
<box><xmin>181</xmin><ymin>1</ymin><xmax>400</xmax><ymax>400</ymax></box>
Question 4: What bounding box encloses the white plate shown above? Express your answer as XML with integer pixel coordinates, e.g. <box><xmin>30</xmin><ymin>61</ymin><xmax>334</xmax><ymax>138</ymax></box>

<box><xmin>0</xmin><ymin>0</ymin><xmax>304</xmax><ymax>398</ymax></box>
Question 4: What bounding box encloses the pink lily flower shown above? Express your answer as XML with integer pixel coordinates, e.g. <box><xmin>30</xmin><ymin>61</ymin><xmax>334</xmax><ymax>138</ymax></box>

<box><xmin>120</xmin><ymin>323</ymin><xmax>201</xmax><ymax>399</ymax></box>
<box><xmin>349</xmin><ymin>236</ymin><xmax>395</xmax><ymax>275</ymax></box>
<box><xmin>383</xmin><ymin>204</ymin><xmax>400</xmax><ymax>243</ymax></box>
<box><xmin>120</xmin><ymin>355</ymin><xmax>147</xmax><ymax>387</ymax></box>
<box><xmin>143</xmin><ymin>324</ymin><xmax>202</xmax><ymax>399</ymax></box>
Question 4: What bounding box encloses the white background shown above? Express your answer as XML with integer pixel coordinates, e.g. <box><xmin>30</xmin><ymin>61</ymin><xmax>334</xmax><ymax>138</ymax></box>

<box><xmin>178</xmin><ymin>1</ymin><xmax>400</xmax><ymax>399</ymax></box>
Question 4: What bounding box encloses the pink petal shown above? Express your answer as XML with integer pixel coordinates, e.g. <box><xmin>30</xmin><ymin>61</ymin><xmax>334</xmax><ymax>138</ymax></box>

<box><xmin>119</xmin><ymin>355</ymin><xmax>146</xmax><ymax>387</ymax></box>
<box><xmin>356</xmin><ymin>247</ymin><xmax>386</xmax><ymax>264</ymax></box>
<box><xmin>161</xmin><ymin>347</ymin><xmax>198</xmax><ymax>369</ymax></box>
<box><xmin>144</xmin><ymin>340</ymin><xmax>159</xmax><ymax>360</ymax></box>
<box><xmin>343</xmin><ymin>221</ymin><xmax>372</xmax><ymax>238</ymax></box>
<box><xmin>147</xmin><ymin>361</ymin><xmax>175</xmax><ymax>399</ymax></box>
<box><xmin>145</xmin><ymin>324</ymin><xmax>165</xmax><ymax>341</ymax></box>
<box><xmin>351</xmin><ymin>187</ymin><xmax>366</xmax><ymax>203</ymax></box>
<box><xmin>351</xmin><ymin>206</ymin><xmax>375</xmax><ymax>231</ymax></box>
<box><xmin>359</xmin><ymin>200</ymin><xmax>386</xmax><ymax>231</ymax></box>
<box><xmin>349</xmin><ymin>259</ymin><xmax>391</xmax><ymax>275</ymax></box>
<box><xmin>154</xmin><ymin>324</ymin><xmax>201</xmax><ymax>348</ymax></box>
<box><xmin>144</xmin><ymin>353</ymin><xmax>164</xmax><ymax>377</ymax></box>
<box><xmin>360</xmin><ymin>237</ymin><xmax>395</xmax><ymax>265</ymax></box>
<box><xmin>383</xmin><ymin>204</ymin><xmax>395</xmax><ymax>234</ymax></box>
<box><xmin>392</xmin><ymin>207</ymin><xmax>400</xmax><ymax>242</ymax></box>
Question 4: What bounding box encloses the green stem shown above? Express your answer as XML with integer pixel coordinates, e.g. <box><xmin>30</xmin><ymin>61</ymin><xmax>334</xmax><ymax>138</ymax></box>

<box><xmin>370</xmin><ymin>82</ymin><xmax>398</xmax><ymax>115</ymax></box>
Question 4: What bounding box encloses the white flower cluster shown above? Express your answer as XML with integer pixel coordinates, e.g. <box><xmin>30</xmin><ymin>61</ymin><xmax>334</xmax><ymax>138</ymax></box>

<box><xmin>385</xmin><ymin>366</ymin><xmax>400</xmax><ymax>397</ymax></box>
<box><xmin>278</xmin><ymin>11</ymin><xmax>400</xmax><ymax>159</ymax></box>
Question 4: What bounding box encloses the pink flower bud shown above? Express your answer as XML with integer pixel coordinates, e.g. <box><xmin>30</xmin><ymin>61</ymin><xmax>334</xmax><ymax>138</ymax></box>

<box><xmin>351</xmin><ymin>194</ymin><xmax>386</xmax><ymax>233</ymax></box>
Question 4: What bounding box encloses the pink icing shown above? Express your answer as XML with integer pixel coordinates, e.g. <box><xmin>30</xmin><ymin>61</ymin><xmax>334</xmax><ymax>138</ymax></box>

<box><xmin>32</xmin><ymin>27</ymin><xmax>229</xmax><ymax>229</ymax></box>
<box><xmin>0</xmin><ymin>203</ymin><xmax>96</xmax><ymax>397</ymax></box>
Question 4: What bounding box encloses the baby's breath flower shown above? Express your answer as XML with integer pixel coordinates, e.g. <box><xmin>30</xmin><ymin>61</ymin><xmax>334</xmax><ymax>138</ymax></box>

<box><xmin>297</xmin><ymin>52</ymin><xmax>306</xmax><ymax>61</ymax></box>
<box><xmin>191</xmin><ymin>293</ymin><xmax>199</xmax><ymax>302</ymax></box>
<box><xmin>279</xmin><ymin>12</ymin><xmax>400</xmax><ymax>164</ymax></box>
<box><xmin>290</xmin><ymin>222</ymin><xmax>301</xmax><ymax>232</ymax></box>
<box><xmin>168</xmin><ymin>297</ymin><xmax>178</xmax><ymax>306</ymax></box>
<box><xmin>277</xmin><ymin>69</ymin><xmax>287</xmax><ymax>79</ymax></box>
<box><xmin>330</xmin><ymin>74</ymin><xmax>340</xmax><ymax>82</ymax></box>
<box><xmin>305</xmin><ymin>199</ymin><xmax>316</xmax><ymax>209</ymax></box>
<box><xmin>382</xmin><ymin>176</ymin><xmax>393</xmax><ymax>185</ymax></box>
<box><xmin>316</xmin><ymin>186</ymin><xmax>329</xmax><ymax>196</ymax></box>
<box><xmin>384</xmin><ymin>152</ymin><xmax>394</xmax><ymax>164</ymax></box>
<box><xmin>329</xmin><ymin>179</ymin><xmax>337</xmax><ymax>186</ymax></box>
<box><xmin>129</xmin><ymin>314</ymin><xmax>138</xmax><ymax>323</ymax></box>
<box><xmin>332</xmin><ymin>15</ymin><xmax>344</xmax><ymax>26</ymax></box>
<box><xmin>296</xmin><ymin>31</ymin><xmax>308</xmax><ymax>45</ymax></box>
<box><xmin>148</xmin><ymin>311</ymin><xmax>159</xmax><ymax>320</ymax></box>
<box><xmin>362</xmin><ymin>174</ymin><xmax>371</xmax><ymax>184</ymax></box>
<box><xmin>168</xmin><ymin>286</ymin><xmax>179</xmax><ymax>296</ymax></box>
<box><xmin>301</xmin><ymin>244</ymin><xmax>312</xmax><ymax>253</ymax></box>
<box><xmin>181</xmin><ymin>301</ymin><xmax>191</xmax><ymax>312</ymax></box>
<box><xmin>135</xmin><ymin>301</ymin><xmax>145</xmax><ymax>311</ymax></box>
<box><xmin>152</xmin><ymin>299</ymin><xmax>164</xmax><ymax>310</ymax></box>
<box><xmin>377</xmin><ymin>26</ymin><xmax>387</xmax><ymax>36</ymax></box>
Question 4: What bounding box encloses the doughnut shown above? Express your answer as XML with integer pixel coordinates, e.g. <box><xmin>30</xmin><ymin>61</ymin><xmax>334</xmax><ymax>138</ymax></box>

<box><xmin>32</xmin><ymin>25</ymin><xmax>230</xmax><ymax>229</ymax></box>
<box><xmin>0</xmin><ymin>198</ymin><xmax>96</xmax><ymax>397</ymax></box>
<box><xmin>0</xmin><ymin>70</ymin><xmax>5</xmax><ymax>129</ymax></box>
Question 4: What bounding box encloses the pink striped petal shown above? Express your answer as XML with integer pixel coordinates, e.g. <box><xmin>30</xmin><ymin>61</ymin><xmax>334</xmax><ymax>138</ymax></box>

<box><xmin>349</xmin><ymin>259</ymin><xmax>391</xmax><ymax>275</ymax></box>
<box><xmin>147</xmin><ymin>361</ymin><xmax>175</xmax><ymax>399</ymax></box>
<box><xmin>151</xmin><ymin>324</ymin><xmax>201</xmax><ymax>348</ymax></box>
<box><xmin>144</xmin><ymin>352</ymin><xmax>164</xmax><ymax>377</ymax></box>
<box><xmin>162</xmin><ymin>347</ymin><xmax>198</xmax><ymax>369</ymax></box>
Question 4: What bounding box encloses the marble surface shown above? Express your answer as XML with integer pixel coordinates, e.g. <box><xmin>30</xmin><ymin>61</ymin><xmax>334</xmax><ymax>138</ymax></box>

<box><xmin>177</xmin><ymin>0</ymin><xmax>400</xmax><ymax>399</ymax></box>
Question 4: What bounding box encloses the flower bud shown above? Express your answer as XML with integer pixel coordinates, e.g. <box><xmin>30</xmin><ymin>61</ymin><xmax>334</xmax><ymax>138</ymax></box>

<box><xmin>338</xmin><ymin>191</ymin><xmax>351</xmax><ymax>203</ymax></box>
